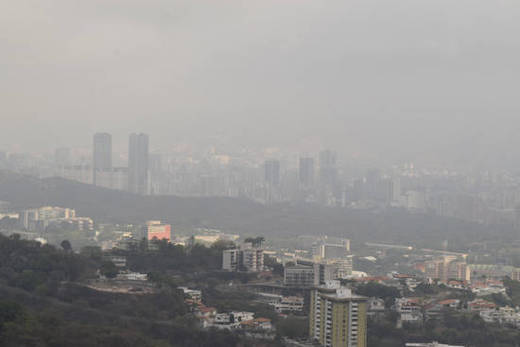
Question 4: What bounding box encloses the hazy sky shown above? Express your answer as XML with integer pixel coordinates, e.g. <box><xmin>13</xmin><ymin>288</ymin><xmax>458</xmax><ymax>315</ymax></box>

<box><xmin>1</xmin><ymin>0</ymin><xmax>520</xmax><ymax>166</ymax></box>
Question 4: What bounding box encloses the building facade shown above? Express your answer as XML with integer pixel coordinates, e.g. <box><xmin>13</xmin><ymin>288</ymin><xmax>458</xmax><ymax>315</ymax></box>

<box><xmin>222</xmin><ymin>245</ymin><xmax>264</xmax><ymax>272</ymax></box>
<box><xmin>93</xmin><ymin>133</ymin><xmax>112</xmax><ymax>186</ymax></box>
<box><xmin>146</xmin><ymin>220</ymin><xmax>171</xmax><ymax>242</ymax></box>
<box><xmin>310</xmin><ymin>281</ymin><xmax>367</xmax><ymax>347</ymax></box>
<box><xmin>128</xmin><ymin>133</ymin><xmax>149</xmax><ymax>195</ymax></box>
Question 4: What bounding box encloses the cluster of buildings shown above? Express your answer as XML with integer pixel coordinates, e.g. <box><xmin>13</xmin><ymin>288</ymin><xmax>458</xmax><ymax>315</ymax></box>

<box><xmin>18</xmin><ymin>206</ymin><xmax>93</xmax><ymax>232</ymax></box>
<box><xmin>420</xmin><ymin>255</ymin><xmax>471</xmax><ymax>283</ymax></box>
<box><xmin>479</xmin><ymin>306</ymin><xmax>520</xmax><ymax>327</ymax></box>
<box><xmin>284</xmin><ymin>258</ymin><xmax>353</xmax><ymax>288</ymax></box>
<box><xmin>179</xmin><ymin>286</ymin><xmax>274</xmax><ymax>333</ymax></box>
<box><xmin>55</xmin><ymin>133</ymin><xmax>151</xmax><ymax>195</ymax></box>
<box><xmin>283</xmin><ymin>240</ymin><xmax>353</xmax><ymax>287</ymax></box>
<box><xmin>7</xmin><ymin>137</ymin><xmax>520</xmax><ymax>229</ymax></box>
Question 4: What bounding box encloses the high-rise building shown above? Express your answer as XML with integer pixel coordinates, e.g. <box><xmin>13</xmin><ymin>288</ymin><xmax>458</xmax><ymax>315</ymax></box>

<box><xmin>319</xmin><ymin>150</ymin><xmax>338</xmax><ymax>187</ymax></box>
<box><xmin>299</xmin><ymin>157</ymin><xmax>315</xmax><ymax>186</ymax></box>
<box><xmin>128</xmin><ymin>133</ymin><xmax>149</xmax><ymax>195</ymax></box>
<box><xmin>264</xmin><ymin>159</ymin><xmax>280</xmax><ymax>186</ymax></box>
<box><xmin>310</xmin><ymin>280</ymin><xmax>367</xmax><ymax>347</ymax></box>
<box><xmin>93</xmin><ymin>133</ymin><xmax>112</xmax><ymax>185</ymax></box>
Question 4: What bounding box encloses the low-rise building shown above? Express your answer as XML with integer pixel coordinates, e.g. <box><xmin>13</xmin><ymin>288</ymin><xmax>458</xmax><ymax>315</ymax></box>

<box><xmin>480</xmin><ymin>306</ymin><xmax>520</xmax><ymax>327</ymax></box>
<box><xmin>367</xmin><ymin>298</ymin><xmax>386</xmax><ymax>317</ymax></box>
<box><xmin>468</xmin><ymin>299</ymin><xmax>496</xmax><ymax>312</ymax></box>
<box><xmin>512</xmin><ymin>268</ymin><xmax>520</xmax><ymax>281</ymax></box>
<box><xmin>273</xmin><ymin>296</ymin><xmax>304</xmax><ymax>313</ymax></box>
<box><xmin>406</xmin><ymin>343</ymin><xmax>464</xmax><ymax>347</ymax></box>
<box><xmin>179</xmin><ymin>287</ymin><xmax>202</xmax><ymax>304</ymax></box>
<box><xmin>284</xmin><ymin>265</ymin><xmax>316</xmax><ymax>287</ymax></box>
<box><xmin>395</xmin><ymin>298</ymin><xmax>423</xmax><ymax>323</ymax></box>
<box><xmin>146</xmin><ymin>220</ymin><xmax>171</xmax><ymax>242</ymax></box>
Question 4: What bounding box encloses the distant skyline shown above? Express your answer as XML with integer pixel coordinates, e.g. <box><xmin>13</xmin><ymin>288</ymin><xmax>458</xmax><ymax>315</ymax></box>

<box><xmin>1</xmin><ymin>0</ymin><xmax>520</xmax><ymax>169</ymax></box>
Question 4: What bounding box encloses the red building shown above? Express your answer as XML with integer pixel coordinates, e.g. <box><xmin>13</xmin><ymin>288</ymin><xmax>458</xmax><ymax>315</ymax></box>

<box><xmin>146</xmin><ymin>220</ymin><xmax>171</xmax><ymax>242</ymax></box>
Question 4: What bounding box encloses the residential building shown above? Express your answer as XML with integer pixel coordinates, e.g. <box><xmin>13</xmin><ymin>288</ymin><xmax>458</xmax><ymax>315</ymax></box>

<box><xmin>223</xmin><ymin>249</ymin><xmax>240</xmax><ymax>271</ymax></box>
<box><xmin>424</xmin><ymin>256</ymin><xmax>470</xmax><ymax>283</ymax></box>
<box><xmin>273</xmin><ymin>296</ymin><xmax>304</xmax><ymax>313</ymax></box>
<box><xmin>222</xmin><ymin>244</ymin><xmax>264</xmax><ymax>272</ymax></box>
<box><xmin>395</xmin><ymin>298</ymin><xmax>423</xmax><ymax>323</ymax></box>
<box><xmin>19</xmin><ymin>206</ymin><xmax>93</xmax><ymax>232</ymax></box>
<box><xmin>309</xmin><ymin>280</ymin><xmax>367</xmax><ymax>347</ymax></box>
<box><xmin>512</xmin><ymin>268</ymin><xmax>520</xmax><ymax>281</ymax></box>
<box><xmin>468</xmin><ymin>299</ymin><xmax>496</xmax><ymax>312</ymax></box>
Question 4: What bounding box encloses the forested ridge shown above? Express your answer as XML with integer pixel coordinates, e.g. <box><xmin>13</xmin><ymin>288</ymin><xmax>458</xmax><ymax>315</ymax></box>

<box><xmin>0</xmin><ymin>171</ymin><xmax>514</xmax><ymax>249</ymax></box>
<box><xmin>0</xmin><ymin>234</ymin><xmax>271</xmax><ymax>347</ymax></box>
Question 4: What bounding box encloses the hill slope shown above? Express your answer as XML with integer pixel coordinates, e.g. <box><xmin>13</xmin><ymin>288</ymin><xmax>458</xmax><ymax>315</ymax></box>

<box><xmin>0</xmin><ymin>171</ymin><xmax>513</xmax><ymax>248</ymax></box>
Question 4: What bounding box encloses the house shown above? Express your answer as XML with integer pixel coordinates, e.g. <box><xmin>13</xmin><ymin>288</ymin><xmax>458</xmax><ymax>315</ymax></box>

<box><xmin>368</xmin><ymin>297</ymin><xmax>386</xmax><ymax>316</ymax></box>
<box><xmin>239</xmin><ymin>318</ymin><xmax>273</xmax><ymax>331</ymax></box>
<box><xmin>468</xmin><ymin>299</ymin><xmax>496</xmax><ymax>312</ymax></box>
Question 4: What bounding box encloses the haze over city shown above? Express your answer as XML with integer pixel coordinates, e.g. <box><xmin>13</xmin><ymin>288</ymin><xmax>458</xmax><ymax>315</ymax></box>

<box><xmin>2</xmin><ymin>1</ymin><xmax>520</xmax><ymax>347</ymax></box>
<box><xmin>2</xmin><ymin>0</ymin><xmax>520</xmax><ymax>168</ymax></box>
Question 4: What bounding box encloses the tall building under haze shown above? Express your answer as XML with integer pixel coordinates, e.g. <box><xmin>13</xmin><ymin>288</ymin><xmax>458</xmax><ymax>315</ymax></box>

<box><xmin>128</xmin><ymin>133</ymin><xmax>149</xmax><ymax>195</ymax></box>
<box><xmin>92</xmin><ymin>133</ymin><xmax>112</xmax><ymax>185</ymax></box>
<box><xmin>299</xmin><ymin>157</ymin><xmax>315</xmax><ymax>186</ymax></box>
<box><xmin>319</xmin><ymin>150</ymin><xmax>338</xmax><ymax>186</ymax></box>
<box><xmin>264</xmin><ymin>159</ymin><xmax>280</xmax><ymax>186</ymax></box>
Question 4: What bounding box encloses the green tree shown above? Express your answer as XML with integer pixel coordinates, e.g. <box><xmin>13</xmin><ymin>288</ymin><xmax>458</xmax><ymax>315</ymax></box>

<box><xmin>100</xmin><ymin>261</ymin><xmax>118</xmax><ymax>279</ymax></box>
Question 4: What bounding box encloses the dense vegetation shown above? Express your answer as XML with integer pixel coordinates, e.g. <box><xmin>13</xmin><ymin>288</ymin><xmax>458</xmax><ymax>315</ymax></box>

<box><xmin>0</xmin><ymin>234</ymin><xmax>274</xmax><ymax>347</ymax></box>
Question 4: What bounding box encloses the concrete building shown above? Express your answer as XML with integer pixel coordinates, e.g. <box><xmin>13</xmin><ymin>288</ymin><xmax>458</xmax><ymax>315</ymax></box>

<box><xmin>512</xmin><ymin>268</ymin><xmax>520</xmax><ymax>281</ymax></box>
<box><xmin>309</xmin><ymin>280</ymin><xmax>367</xmax><ymax>347</ymax></box>
<box><xmin>93</xmin><ymin>133</ymin><xmax>112</xmax><ymax>186</ymax></box>
<box><xmin>318</xmin><ymin>241</ymin><xmax>350</xmax><ymax>259</ymax></box>
<box><xmin>223</xmin><ymin>249</ymin><xmax>240</xmax><ymax>272</ymax></box>
<box><xmin>424</xmin><ymin>256</ymin><xmax>470</xmax><ymax>283</ymax></box>
<box><xmin>264</xmin><ymin>160</ymin><xmax>281</xmax><ymax>186</ymax></box>
<box><xmin>19</xmin><ymin>206</ymin><xmax>93</xmax><ymax>232</ymax></box>
<box><xmin>284</xmin><ymin>265</ymin><xmax>316</xmax><ymax>287</ymax></box>
<box><xmin>222</xmin><ymin>245</ymin><xmax>264</xmax><ymax>272</ymax></box>
<box><xmin>128</xmin><ymin>133</ymin><xmax>149</xmax><ymax>195</ymax></box>
<box><xmin>146</xmin><ymin>220</ymin><xmax>171</xmax><ymax>242</ymax></box>
<box><xmin>299</xmin><ymin>157</ymin><xmax>315</xmax><ymax>187</ymax></box>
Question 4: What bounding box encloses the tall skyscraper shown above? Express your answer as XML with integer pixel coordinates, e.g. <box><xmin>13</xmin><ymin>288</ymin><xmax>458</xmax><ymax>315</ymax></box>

<box><xmin>299</xmin><ymin>157</ymin><xmax>315</xmax><ymax>186</ymax></box>
<box><xmin>93</xmin><ymin>133</ymin><xmax>112</xmax><ymax>185</ymax></box>
<box><xmin>319</xmin><ymin>150</ymin><xmax>338</xmax><ymax>186</ymax></box>
<box><xmin>128</xmin><ymin>133</ymin><xmax>149</xmax><ymax>195</ymax></box>
<box><xmin>264</xmin><ymin>159</ymin><xmax>280</xmax><ymax>186</ymax></box>
<box><xmin>310</xmin><ymin>280</ymin><xmax>367</xmax><ymax>347</ymax></box>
